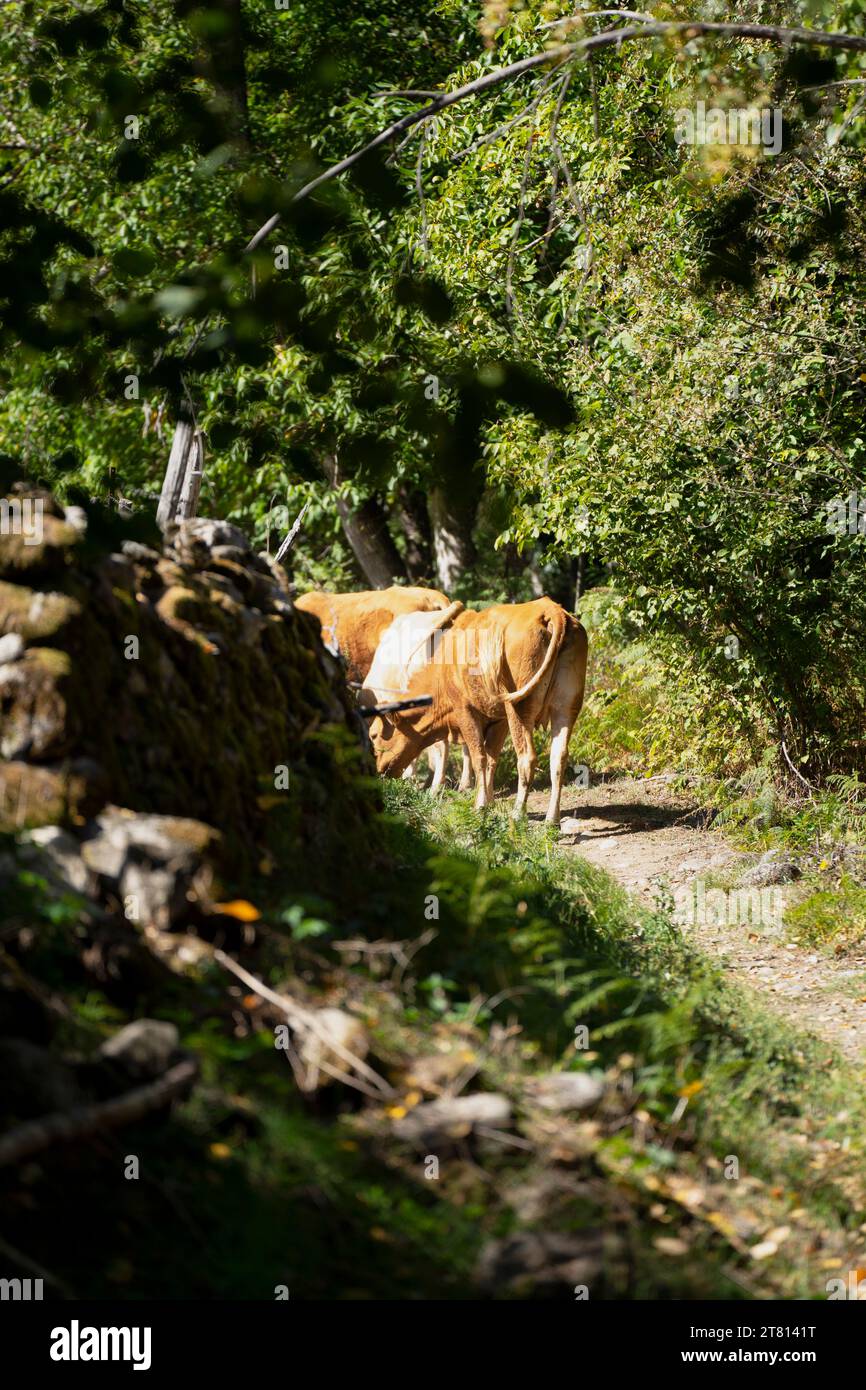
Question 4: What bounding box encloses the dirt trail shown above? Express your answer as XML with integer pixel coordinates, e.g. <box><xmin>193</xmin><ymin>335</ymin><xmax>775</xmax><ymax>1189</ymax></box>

<box><xmin>526</xmin><ymin>776</ymin><xmax>866</xmax><ymax>1064</ymax></box>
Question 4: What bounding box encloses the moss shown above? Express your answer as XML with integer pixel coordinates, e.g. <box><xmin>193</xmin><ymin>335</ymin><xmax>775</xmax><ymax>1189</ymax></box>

<box><xmin>0</xmin><ymin>581</ymin><xmax>81</xmax><ymax>642</ymax></box>
<box><xmin>0</xmin><ymin>492</ymin><xmax>380</xmax><ymax>882</ymax></box>
<box><xmin>0</xmin><ymin>510</ymin><xmax>80</xmax><ymax>579</ymax></box>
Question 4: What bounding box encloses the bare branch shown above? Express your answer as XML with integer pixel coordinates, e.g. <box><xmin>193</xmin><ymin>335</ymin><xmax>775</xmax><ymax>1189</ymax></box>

<box><xmin>0</xmin><ymin>1059</ymin><xmax>198</xmax><ymax>1169</ymax></box>
<box><xmin>244</xmin><ymin>20</ymin><xmax>866</xmax><ymax>253</ymax></box>
<box><xmin>212</xmin><ymin>948</ymin><xmax>395</xmax><ymax>1097</ymax></box>
<box><xmin>275</xmin><ymin>498</ymin><xmax>310</xmax><ymax>562</ymax></box>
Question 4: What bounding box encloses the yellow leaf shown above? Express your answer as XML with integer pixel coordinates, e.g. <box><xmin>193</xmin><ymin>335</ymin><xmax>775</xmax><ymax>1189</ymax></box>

<box><xmin>213</xmin><ymin>899</ymin><xmax>261</xmax><ymax>922</ymax></box>
<box><xmin>209</xmin><ymin>1142</ymin><xmax>232</xmax><ymax>1160</ymax></box>
<box><xmin>706</xmin><ymin>1210</ymin><xmax>736</xmax><ymax>1240</ymax></box>
<box><xmin>678</xmin><ymin>1080</ymin><xmax>704</xmax><ymax>1099</ymax></box>
<box><xmin>404</xmin><ymin>1090</ymin><xmax>422</xmax><ymax>1108</ymax></box>
<box><xmin>387</xmin><ymin>1106</ymin><xmax>407</xmax><ymax>1120</ymax></box>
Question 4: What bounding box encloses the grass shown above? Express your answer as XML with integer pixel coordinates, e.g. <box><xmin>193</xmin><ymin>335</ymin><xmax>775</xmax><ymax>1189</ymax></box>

<box><xmin>4</xmin><ymin>777</ymin><xmax>866</xmax><ymax>1300</ymax></box>
<box><xmin>378</xmin><ymin>786</ymin><xmax>866</xmax><ymax>1297</ymax></box>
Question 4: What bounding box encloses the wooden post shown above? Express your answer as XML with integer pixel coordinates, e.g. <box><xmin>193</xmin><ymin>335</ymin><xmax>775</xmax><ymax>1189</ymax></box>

<box><xmin>176</xmin><ymin>429</ymin><xmax>203</xmax><ymax>522</ymax></box>
<box><xmin>157</xmin><ymin>403</ymin><xmax>200</xmax><ymax>531</ymax></box>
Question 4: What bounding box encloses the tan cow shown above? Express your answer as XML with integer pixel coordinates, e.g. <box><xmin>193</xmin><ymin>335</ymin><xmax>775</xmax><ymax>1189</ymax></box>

<box><xmin>294</xmin><ymin>584</ymin><xmax>451</xmax><ymax>683</ymax></box>
<box><xmin>363</xmin><ymin>601</ymin><xmax>474</xmax><ymax>795</ymax></box>
<box><xmin>364</xmin><ymin>598</ymin><xmax>588</xmax><ymax>824</ymax></box>
<box><xmin>294</xmin><ymin>584</ymin><xmax>455</xmax><ymax>790</ymax></box>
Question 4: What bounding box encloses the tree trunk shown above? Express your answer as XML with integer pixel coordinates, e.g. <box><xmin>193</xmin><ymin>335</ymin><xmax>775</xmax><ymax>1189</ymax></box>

<box><xmin>428</xmin><ymin>484</ymin><xmax>477</xmax><ymax>591</ymax></box>
<box><xmin>574</xmin><ymin>552</ymin><xmax>587</xmax><ymax>608</ymax></box>
<box><xmin>202</xmin><ymin>0</ymin><xmax>249</xmax><ymax>146</ymax></box>
<box><xmin>320</xmin><ymin>453</ymin><xmax>407</xmax><ymax>589</ymax></box>
<box><xmin>393</xmin><ymin>486</ymin><xmax>433</xmax><ymax>581</ymax></box>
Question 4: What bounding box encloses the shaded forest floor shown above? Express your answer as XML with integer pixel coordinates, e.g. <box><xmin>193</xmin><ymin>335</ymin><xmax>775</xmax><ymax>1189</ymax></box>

<box><xmin>7</xmin><ymin>778</ymin><xmax>866</xmax><ymax>1300</ymax></box>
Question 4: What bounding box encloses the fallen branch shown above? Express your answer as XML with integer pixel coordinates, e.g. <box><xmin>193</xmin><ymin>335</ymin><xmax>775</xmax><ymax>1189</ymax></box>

<box><xmin>212</xmin><ymin>948</ymin><xmax>395</xmax><ymax>1097</ymax></box>
<box><xmin>781</xmin><ymin>740</ymin><xmax>817</xmax><ymax>795</ymax></box>
<box><xmin>0</xmin><ymin>1058</ymin><xmax>199</xmax><ymax>1169</ymax></box>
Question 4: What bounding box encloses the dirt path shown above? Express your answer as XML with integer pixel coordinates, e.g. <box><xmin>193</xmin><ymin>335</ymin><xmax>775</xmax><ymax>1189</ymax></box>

<box><xmin>526</xmin><ymin>776</ymin><xmax>866</xmax><ymax>1064</ymax></box>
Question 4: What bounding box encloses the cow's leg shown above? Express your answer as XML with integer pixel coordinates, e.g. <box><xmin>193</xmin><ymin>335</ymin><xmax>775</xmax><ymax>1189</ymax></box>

<box><xmin>402</xmin><ymin>761</ymin><xmax>416</xmax><ymax>781</ymax></box>
<box><xmin>505</xmin><ymin>706</ymin><xmax>537</xmax><ymax>818</ymax></box>
<box><xmin>457</xmin><ymin>744</ymin><xmax>473</xmax><ymax>793</ymax></box>
<box><xmin>546</xmin><ymin>714</ymin><xmax>575</xmax><ymax>825</ymax></box>
<box><xmin>483</xmin><ymin>720</ymin><xmax>509</xmax><ymax>803</ymax></box>
<box><xmin>461</xmin><ymin>722</ymin><xmax>491</xmax><ymax>811</ymax></box>
<box><xmin>427</xmin><ymin>740</ymin><xmax>448</xmax><ymax>796</ymax></box>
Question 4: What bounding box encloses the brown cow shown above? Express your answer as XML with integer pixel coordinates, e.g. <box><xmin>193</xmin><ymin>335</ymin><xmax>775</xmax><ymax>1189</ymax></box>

<box><xmin>364</xmin><ymin>598</ymin><xmax>588</xmax><ymax>824</ymax></box>
<box><xmin>294</xmin><ymin>584</ymin><xmax>454</xmax><ymax>789</ymax></box>
<box><xmin>294</xmin><ymin>585</ymin><xmax>451</xmax><ymax>684</ymax></box>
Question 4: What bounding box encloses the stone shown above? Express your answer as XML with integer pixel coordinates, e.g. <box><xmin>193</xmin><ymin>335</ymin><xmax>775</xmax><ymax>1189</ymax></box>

<box><xmin>63</xmin><ymin>505</ymin><xmax>88</xmax><ymax>535</ymax></box>
<box><xmin>121</xmin><ymin>540</ymin><xmax>161</xmax><ymax>565</ymax></box>
<box><xmin>23</xmin><ymin>825</ymin><xmax>93</xmax><ymax>896</ymax></box>
<box><xmin>297</xmin><ymin>1008</ymin><xmax>370</xmax><ymax>1088</ymax></box>
<box><xmin>0</xmin><ymin>762</ymin><xmax>68</xmax><ymax>832</ymax></box>
<box><xmin>740</xmin><ymin>849</ymin><xmax>800</xmax><ymax>887</ymax></box>
<box><xmin>173</xmin><ymin>518</ymin><xmax>250</xmax><ymax>555</ymax></box>
<box><xmin>0</xmin><ymin>509</ymin><xmax>80</xmax><ymax>579</ymax></box>
<box><xmin>155</xmin><ymin>585</ymin><xmax>217</xmax><ymax>627</ymax></box>
<box><xmin>98</xmin><ymin>1019</ymin><xmax>179</xmax><ymax>1079</ymax></box>
<box><xmin>0</xmin><ymin>580</ymin><xmax>81</xmax><ymax>642</ymax></box>
<box><xmin>558</xmin><ymin>816</ymin><xmax>583</xmax><ymax>836</ymax></box>
<box><xmin>475</xmin><ymin>1230</ymin><xmax>606</xmax><ymax>1295</ymax></box>
<box><xmin>81</xmin><ymin>809</ymin><xmax>219</xmax><ymax>885</ymax></box>
<box><xmin>0</xmin><ymin>648</ymin><xmax>70</xmax><ymax>759</ymax></box>
<box><xmin>120</xmin><ymin>861</ymin><xmax>186</xmax><ymax>928</ymax></box>
<box><xmin>525</xmin><ymin>1071</ymin><xmax>605</xmax><ymax>1113</ymax></box>
<box><xmin>393</xmin><ymin>1091</ymin><xmax>512</xmax><ymax>1143</ymax></box>
<box><xmin>211</xmin><ymin>544</ymin><xmax>253</xmax><ymax>566</ymax></box>
<box><xmin>0</xmin><ymin>631</ymin><xmax>24</xmax><ymax>664</ymax></box>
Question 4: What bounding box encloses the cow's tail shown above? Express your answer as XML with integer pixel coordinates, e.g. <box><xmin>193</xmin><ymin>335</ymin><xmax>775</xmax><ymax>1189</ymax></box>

<box><xmin>503</xmin><ymin>605</ymin><xmax>567</xmax><ymax>704</ymax></box>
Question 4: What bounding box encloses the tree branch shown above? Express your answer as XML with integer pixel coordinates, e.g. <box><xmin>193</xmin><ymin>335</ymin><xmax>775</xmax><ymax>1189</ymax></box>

<box><xmin>0</xmin><ymin>1059</ymin><xmax>198</xmax><ymax>1169</ymax></box>
<box><xmin>244</xmin><ymin>20</ymin><xmax>866</xmax><ymax>252</ymax></box>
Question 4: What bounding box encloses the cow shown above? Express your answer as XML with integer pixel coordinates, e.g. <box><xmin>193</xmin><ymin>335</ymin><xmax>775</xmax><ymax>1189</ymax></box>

<box><xmin>363</xmin><ymin>601</ymin><xmax>475</xmax><ymax>796</ymax></box>
<box><xmin>294</xmin><ymin>584</ymin><xmax>451</xmax><ymax>684</ymax></box>
<box><xmin>363</xmin><ymin>597</ymin><xmax>588</xmax><ymax>824</ymax></box>
<box><xmin>294</xmin><ymin>584</ymin><xmax>455</xmax><ymax>789</ymax></box>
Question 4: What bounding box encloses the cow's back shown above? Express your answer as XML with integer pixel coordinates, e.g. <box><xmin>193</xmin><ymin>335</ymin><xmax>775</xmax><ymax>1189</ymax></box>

<box><xmin>294</xmin><ymin>585</ymin><xmax>450</xmax><ymax>682</ymax></box>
